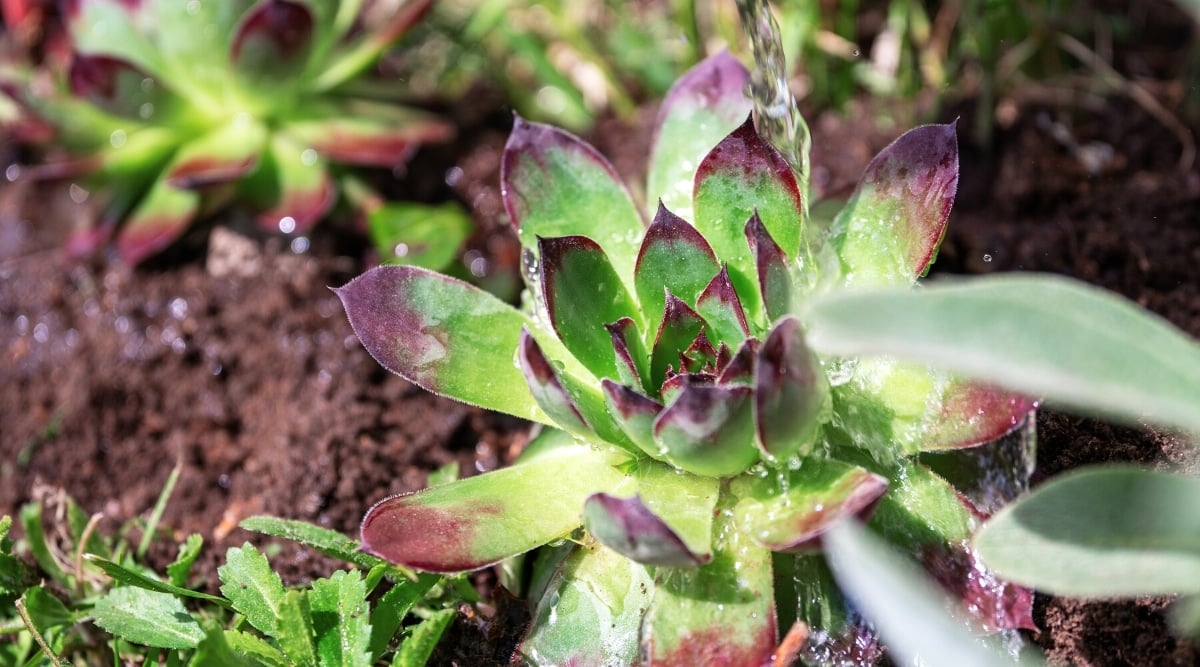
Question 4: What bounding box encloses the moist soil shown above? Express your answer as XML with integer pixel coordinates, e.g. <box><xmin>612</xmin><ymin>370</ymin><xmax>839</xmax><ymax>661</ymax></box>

<box><xmin>5</xmin><ymin>56</ymin><xmax>1200</xmax><ymax>667</ymax></box>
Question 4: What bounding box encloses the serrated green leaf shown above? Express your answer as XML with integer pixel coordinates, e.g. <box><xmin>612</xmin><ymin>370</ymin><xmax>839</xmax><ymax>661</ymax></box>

<box><xmin>805</xmin><ymin>274</ymin><xmax>1200</xmax><ymax>436</ymax></box>
<box><xmin>190</xmin><ymin>624</ymin><xmax>269</xmax><ymax>667</ymax></box>
<box><xmin>368</xmin><ymin>574</ymin><xmax>442</xmax><ymax>661</ymax></box>
<box><xmin>86</xmin><ymin>554</ymin><xmax>230</xmax><ymax>608</ymax></box>
<box><xmin>91</xmin><ymin>587</ymin><xmax>204</xmax><ymax>649</ymax></box>
<box><xmin>392</xmin><ymin>608</ymin><xmax>455</xmax><ymax>667</ymax></box>
<box><xmin>219</xmin><ymin>544</ymin><xmax>286</xmax><ymax>636</ymax></box>
<box><xmin>237</xmin><ymin>516</ymin><xmax>400</xmax><ymax>575</ymax></box>
<box><xmin>0</xmin><ymin>515</ymin><xmax>11</xmax><ymax>547</ymax></box>
<box><xmin>168</xmin><ymin>534</ymin><xmax>204</xmax><ymax>588</ymax></box>
<box><xmin>222</xmin><ymin>630</ymin><xmax>291</xmax><ymax>667</ymax></box>
<box><xmin>975</xmin><ymin>467</ymin><xmax>1200</xmax><ymax>597</ymax></box>
<box><xmin>277</xmin><ymin>590</ymin><xmax>319</xmax><ymax>667</ymax></box>
<box><xmin>309</xmin><ymin>570</ymin><xmax>371</xmax><ymax>667</ymax></box>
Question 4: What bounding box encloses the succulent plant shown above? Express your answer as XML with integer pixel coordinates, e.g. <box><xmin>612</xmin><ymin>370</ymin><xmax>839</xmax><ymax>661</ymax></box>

<box><xmin>336</xmin><ymin>51</ymin><xmax>1036</xmax><ymax>664</ymax></box>
<box><xmin>12</xmin><ymin>0</ymin><xmax>450</xmax><ymax>265</ymax></box>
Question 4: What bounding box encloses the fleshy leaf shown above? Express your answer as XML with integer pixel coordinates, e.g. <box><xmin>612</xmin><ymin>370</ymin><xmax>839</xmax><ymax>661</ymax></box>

<box><xmin>65</xmin><ymin>0</ymin><xmax>166</xmax><ymax>82</ymax></box>
<box><xmin>68</xmin><ymin>53</ymin><xmax>163</xmax><ymax>120</ymax></box>
<box><xmin>635</xmin><ymin>202</ymin><xmax>721</xmax><ymax>330</ymax></box>
<box><xmin>312</xmin><ymin>0</ymin><xmax>434</xmax><ymax>91</ymax></box>
<box><xmin>641</xmin><ymin>496</ymin><xmax>776</xmax><ymax>666</ymax></box>
<box><xmin>334</xmin><ymin>265</ymin><xmax>550</xmax><ymax>424</ymax></box>
<box><xmin>518</xmin><ymin>329</ymin><xmax>590</xmax><ymax>435</ymax></box>
<box><xmin>606</xmin><ymin>317</ymin><xmax>650</xmax><ymax>391</ymax></box>
<box><xmin>649</xmin><ymin>293</ymin><xmax>706</xmax><ymax>390</ymax></box>
<box><xmin>519</xmin><ymin>541</ymin><xmax>653</xmax><ymax>667</ymax></box>
<box><xmin>921</xmin><ymin>378</ymin><xmax>1037</xmax><ymax>451</ymax></box>
<box><xmin>975</xmin><ymin>466</ymin><xmax>1200</xmax><ymax>597</ymax></box>
<box><xmin>829</xmin><ymin>122</ymin><xmax>958</xmax><ymax>287</ymax></box>
<box><xmin>284</xmin><ymin>101</ymin><xmax>452</xmax><ymax>167</ymax></box>
<box><xmin>601</xmin><ymin>379</ymin><xmax>664</xmax><ymax>459</ymax></box>
<box><xmin>231</xmin><ymin>0</ymin><xmax>315</xmax><ymax>84</ymax></box>
<box><xmin>502</xmin><ymin>115</ymin><xmax>645</xmax><ymax>288</ymax></box>
<box><xmin>115</xmin><ymin>177</ymin><xmax>200</xmax><ymax>266</ymax></box>
<box><xmin>254</xmin><ymin>133</ymin><xmax>336</xmax><ymax>233</ymax></box>
<box><xmin>824</xmin><ymin>521</ymin><xmax>1024</xmax><ymax>667</ymax></box>
<box><xmin>717</xmin><ymin>338</ymin><xmax>758</xmax><ymax>387</ymax></box>
<box><xmin>647</xmin><ymin>50</ymin><xmax>752</xmax><ymax>220</ymax></box>
<box><xmin>360</xmin><ymin>445</ymin><xmax>630</xmax><ymax>573</ymax></box>
<box><xmin>165</xmin><ymin>118</ymin><xmax>267</xmax><ymax>189</ymax></box>
<box><xmin>693</xmin><ymin>116</ymin><xmax>804</xmax><ymax>313</ymax></box>
<box><xmin>755</xmin><ymin>316</ymin><xmax>827</xmax><ymax>460</ymax></box>
<box><xmin>583</xmin><ymin>494</ymin><xmax>709</xmax><ymax>566</ymax></box>
<box><xmin>695</xmin><ymin>266</ymin><xmax>751</xmax><ymax>350</ymax></box>
<box><xmin>746</xmin><ymin>211</ymin><xmax>793</xmax><ymax>323</ymax></box>
<box><xmin>731</xmin><ymin>459</ymin><xmax>886</xmax><ymax>552</ymax></box>
<box><xmin>653</xmin><ymin>383</ymin><xmax>756</xmax><ymax>477</ymax></box>
<box><xmin>634</xmin><ymin>463</ymin><xmax>720</xmax><ymax>559</ymax></box>
<box><xmin>540</xmin><ymin>235</ymin><xmax>640</xmax><ymax>382</ymax></box>
<box><xmin>805</xmin><ymin>274</ymin><xmax>1200</xmax><ymax>436</ymax></box>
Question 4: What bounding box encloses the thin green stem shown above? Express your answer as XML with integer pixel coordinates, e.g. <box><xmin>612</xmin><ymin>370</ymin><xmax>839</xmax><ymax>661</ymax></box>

<box><xmin>15</xmin><ymin>598</ymin><xmax>65</xmax><ymax>667</ymax></box>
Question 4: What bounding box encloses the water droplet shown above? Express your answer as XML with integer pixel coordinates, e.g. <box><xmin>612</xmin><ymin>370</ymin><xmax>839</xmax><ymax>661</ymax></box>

<box><xmin>68</xmin><ymin>184</ymin><xmax>90</xmax><ymax>204</ymax></box>
<box><xmin>983</xmin><ymin>253</ymin><xmax>993</xmax><ymax>263</ymax></box>
<box><xmin>851</xmin><ymin>48</ymin><xmax>861</xmax><ymax>57</ymax></box>
<box><xmin>5</xmin><ymin>164</ymin><xmax>20</xmax><ymax>181</ymax></box>
<box><xmin>138</xmin><ymin>102</ymin><xmax>154</xmax><ymax>119</ymax></box>
<box><xmin>109</xmin><ymin>129</ymin><xmax>127</xmax><ymax>148</ymax></box>
<box><xmin>290</xmin><ymin>236</ymin><xmax>310</xmax><ymax>254</ymax></box>
<box><xmin>278</xmin><ymin>216</ymin><xmax>296</xmax><ymax>234</ymax></box>
<box><xmin>140</xmin><ymin>78</ymin><xmax>155</xmax><ymax>93</ymax></box>
<box><xmin>392</xmin><ymin>243</ymin><xmax>409</xmax><ymax>258</ymax></box>
<box><xmin>444</xmin><ymin>166</ymin><xmax>463</xmax><ymax>187</ymax></box>
<box><xmin>186</xmin><ymin>0</ymin><xmax>202</xmax><ymax>15</ymax></box>
<box><xmin>169</xmin><ymin>297</ymin><xmax>188</xmax><ymax>319</ymax></box>
<box><xmin>470</xmin><ymin>256</ymin><xmax>488</xmax><ymax>277</ymax></box>
<box><xmin>300</xmin><ymin>148</ymin><xmax>318</xmax><ymax>166</ymax></box>
<box><xmin>32</xmin><ymin>322</ymin><xmax>49</xmax><ymax>343</ymax></box>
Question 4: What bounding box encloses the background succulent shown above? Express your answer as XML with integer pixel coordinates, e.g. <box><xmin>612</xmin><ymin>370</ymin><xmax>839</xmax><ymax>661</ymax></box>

<box><xmin>336</xmin><ymin>51</ymin><xmax>1036</xmax><ymax>664</ymax></box>
<box><xmin>11</xmin><ymin>0</ymin><xmax>450</xmax><ymax>265</ymax></box>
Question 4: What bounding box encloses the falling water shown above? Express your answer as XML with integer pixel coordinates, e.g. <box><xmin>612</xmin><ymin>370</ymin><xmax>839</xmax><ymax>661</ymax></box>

<box><xmin>735</xmin><ymin>0</ymin><xmax>811</xmax><ymax>207</ymax></box>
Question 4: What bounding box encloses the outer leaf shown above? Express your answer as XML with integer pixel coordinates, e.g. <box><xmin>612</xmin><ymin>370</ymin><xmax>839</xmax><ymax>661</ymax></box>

<box><xmin>360</xmin><ymin>445</ymin><xmax>630</xmax><ymax>573</ymax></box>
<box><xmin>284</xmin><ymin>101</ymin><xmax>451</xmax><ymax>167</ymax></box>
<box><xmin>255</xmin><ymin>133</ymin><xmax>336</xmax><ymax>233</ymax></box>
<box><xmin>732</xmin><ymin>459</ymin><xmax>887</xmax><ymax>552</ymax></box>
<box><xmin>606</xmin><ymin>317</ymin><xmax>650</xmax><ymax>391</ymax></box>
<box><xmin>635</xmin><ymin>202</ymin><xmax>721</xmax><ymax>330</ymax></box>
<box><xmin>805</xmin><ymin>274</ymin><xmax>1200</xmax><ymax>436</ymax></box>
<box><xmin>68</xmin><ymin>53</ymin><xmax>164</xmax><ymax>119</ymax></box>
<box><xmin>754</xmin><ymin>316</ymin><xmax>827</xmax><ymax>460</ymax></box>
<box><xmin>648</xmin><ymin>50</ymin><xmax>752</xmax><ymax>219</ymax></box>
<box><xmin>309</xmin><ymin>571</ymin><xmax>371</xmax><ymax>667</ymax></box>
<box><xmin>502</xmin><ymin>116</ymin><xmax>645</xmax><ymax>288</ymax></box>
<box><xmin>165</xmin><ymin>118</ymin><xmax>267</xmax><ymax>189</ymax></box>
<box><xmin>231</xmin><ymin>0</ymin><xmax>315</xmax><ymax>85</ymax></box>
<box><xmin>86</xmin><ymin>555</ymin><xmax>230</xmax><ymax>608</ymax></box>
<box><xmin>312</xmin><ymin>0</ymin><xmax>433</xmax><ymax>91</ymax></box>
<box><xmin>540</xmin><ymin>235</ymin><xmax>640</xmax><ymax>381</ymax></box>
<box><xmin>518</xmin><ymin>329</ymin><xmax>589</xmax><ymax>434</ymax></box>
<box><xmin>829</xmin><ymin>122</ymin><xmax>958</xmax><ymax>287</ymax></box>
<box><xmin>91</xmin><ymin>587</ymin><xmax>204</xmax><ymax>649</ymax></box>
<box><xmin>601</xmin><ymin>379</ymin><xmax>664</xmax><ymax>458</ymax></box>
<box><xmin>825</xmin><ymin>521</ymin><xmax>1025</xmax><ymax>667</ymax></box>
<box><xmin>653</xmin><ymin>384</ymin><xmax>757</xmax><ymax>477</ymax></box>
<box><xmin>115</xmin><ymin>177</ymin><xmax>200</xmax><ymax>266</ymax></box>
<box><xmin>225</xmin><ymin>629</ymin><xmax>291</xmax><ymax>666</ymax></box>
<box><xmin>694</xmin><ymin>116</ymin><xmax>803</xmax><ymax>287</ymax></box>
<box><xmin>634</xmin><ymin>462</ymin><xmax>720</xmax><ymax>559</ymax></box>
<box><xmin>519</xmin><ymin>541</ymin><xmax>653</xmax><ymax>667</ymax></box>
<box><xmin>238</xmin><ymin>515</ymin><xmax>393</xmax><ymax>573</ymax></box>
<box><xmin>368</xmin><ymin>201</ymin><xmax>472</xmax><ymax>271</ymax></box>
<box><xmin>65</xmin><ymin>0</ymin><xmax>165</xmax><ymax>81</ymax></box>
<box><xmin>219</xmin><ymin>544</ymin><xmax>287</xmax><ymax>636</ymax></box>
<box><xmin>392</xmin><ymin>608</ymin><xmax>455</xmax><ymax>667</ymax></box>
<box><xmin>975</xmin><ymin>466</ymin><xmax>1200</xmax><ymax>596</ymax></box>
<box><xmin>920</xmin><ymin>378</ymin><xmax>1037</xmax><ymax>452</ymax></box>
<box><xmin>368</xmin><ymin>574</ymin><xmax>442</xmax><ymax>661</ymax></box>
<box><xmin>335</xmin><ymin>265</ymin><xmax>551</xmax><ymax>424</ymax></box>
<box><xmin>583</xmin><ymin>494</ymin><xmax>709</xmax><ymax>566</ymax></box>
<box><xmin>641</xmin><ymin>498</ymin><xmax>776</xmax><ymax>666</ymax></box>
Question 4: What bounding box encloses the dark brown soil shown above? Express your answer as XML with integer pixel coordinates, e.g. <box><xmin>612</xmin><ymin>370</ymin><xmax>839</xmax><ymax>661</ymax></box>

<box><xmin>5</xmin><ymin>29</ymin><xmax>1200</xmax><ymax>667</ymax></box>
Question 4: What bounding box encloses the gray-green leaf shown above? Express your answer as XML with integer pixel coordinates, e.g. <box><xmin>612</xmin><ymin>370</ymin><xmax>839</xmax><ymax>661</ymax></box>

<box><xmin>91</xmin><ymin>586</ymin><xmax>205</xmax><ymax>649</ymax></box>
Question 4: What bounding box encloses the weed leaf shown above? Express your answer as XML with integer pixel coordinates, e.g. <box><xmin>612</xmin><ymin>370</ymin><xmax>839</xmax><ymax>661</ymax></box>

<box><xmin>219</xmin><ymin>544</ymin><xmax>286</xmax><ymax>636</ymax></box>
<box><xmin>91</xmin><ymin>586</ymin><xmax>204</xmax><ymax>649</ymax></box>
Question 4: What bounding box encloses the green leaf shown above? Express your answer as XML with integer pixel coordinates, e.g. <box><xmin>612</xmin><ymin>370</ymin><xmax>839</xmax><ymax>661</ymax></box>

<box><xmin>518</xmin><ymin>542</ymin><xmax>653</xmax><ymax>666</ymax></box>
<box><xmin>191</xmin><ymin>624</ymin><xmax>275</xmax><ymax>667</ymax></box>
<box><xmin>252</xmin><ymin>132</ymin><xmax>336</xmax><ymax>233</ymax></box>
<box><xmin>309</xmin><ymin>571</ymin><xmax>371</xmax><ymax>667</ymax></box>
<box><xmin>334</xmin><ymin>265</ymin><xmax>552</xmax><ymax>424</ymax></box>
<box><xmin>824</xmin><ymin>521</ymin><xmax>1031</xmax><ymax>667</ymax></box>
<box><xmin>18</xmin><ymin>503</ymin><xmax>67</xmax><ymax>586</ymax></box>
<box><xmin>237</xmin><ymin>516</ymin><xmax>400</xmax><ymax>575</ymax></box>
<box><xmin>640</xmin><ymin>498</ymin><xmax>776</xmax><ymax>665</ymax></box>
<box><xmin>167</xmin><ymin>534</ymin><xmax>204</xmax><ymax>588</ymax></box>
<box><xmin>634</xmin><ymin>203</ymin><xmax>721</xmax><ymax>333</ymax></box>
<box><xmin>368</xmin><ymin>574</ymin><xmax>442</xmax><ymax>661</ymax></box>
<box><xmin>829</xmin><ymin>123</ymin><xmax>959</xmax><ymax>287</ymax></box>
<box><xmin>805</xmin><ymin>274</ymin><xmax>1200</xmax><ymax>436</ymax></box>
<box><xmin>164</xmin><ymin>118</ymin><xmax>267</xmax><ymax>189</ymax></box>
<box><xmin>222</xmin><ymin>630</ymin><xmax>291</xmax><ymax>667</ymax></box>
<box><xmin>391</xmin><ymin>608</ymin><xmax>455</xmax><ymax>667</ymax></box>
<box><xmin>368</xmin><ymin>202</ymin><xmax>472</xmax><ymax>271</ymax></box>
<box><xmin>18</xmin><ymin>586</ymin><xmax>75</xmax><ymax>631</ymax></box>
<box><xmin>647</xmin><ymin>51</ymin><xmax>752</xmax><ymax>220</ymax></box>
<box><xmin>974</xmin><ymin>466</ymin><xmax>1200</xmax><ymax>596</ymax></box>
<box><xmin>277</xmin><ymin>590</ymin><xmax>319</xmax><ymax>667</ymax></box>
<box><xmin>92</xmin><ymin>587</ymin><xmax>205</xmax><ymax>649</ymax></box>
<box><xmin>360</xmin><ymin>445</ymin><xmax>631</xmax><ymax>573</ymax></box>
<box><xmin>219</xmin><ymin>544</ymin><xmax>287</xmax><ymax>636</ymax></box>
<box><xmin>501</xmin><ymin>116</ymin><xmax>645</xmax><ymax>289</ymax></box>
<box><xmin>86</xmin><ymin>555</ymin><xmax>230</xmax><ymax>608</ymax></box>
<box><xmin>66</xmin><ymin>0</ymin><xmax>167</xmax><ymax>82</ymax></box>
<box><xmin>114</xmin><ymin>176</ymin><xmax>200</xmax><ymax>266</ymax></box>
<box><xmin>868</xmin><ymin>460</ymin><xmax>971</xmax><ymax>550</ymax></box>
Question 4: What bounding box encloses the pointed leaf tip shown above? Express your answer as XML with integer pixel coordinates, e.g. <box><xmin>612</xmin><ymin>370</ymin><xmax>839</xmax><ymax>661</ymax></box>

<box><xmin>653</xmin><ymin>383</ymin><xmax>757</xmax><ymax>477</ymax></box>
<box><xmin>583</xmin><ymin>493</ymin><xmax>709</xmax><ymax>566</ymax></box>
<box><xmin>755</xmin><ymin>317</ymin><xmax>827</xmax><ymax>460</ymax></box>
<box><xmin>231</xmin><ymin>0</ymin><xmax>315</xmax><ymax>73</ymax></box>
<box><xmin>635</xmin><ymin>201</ymin><xmax>720</xmax><ymax>329</ymax></box>
<box><xmin>518</xmin><ymin>328</ymin><xmax>590</xmax><ymax>434</ymax></box>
